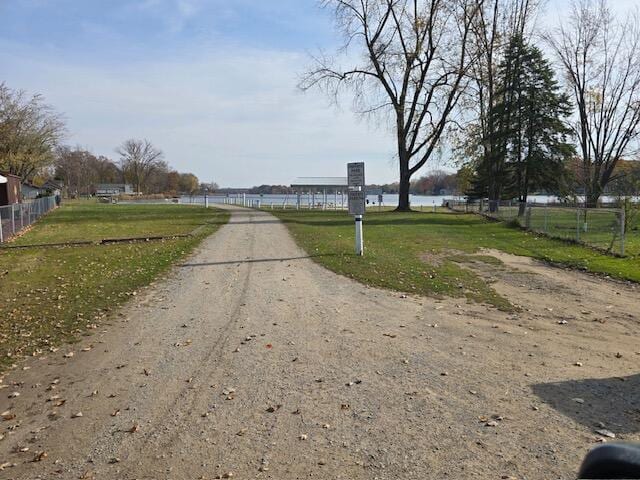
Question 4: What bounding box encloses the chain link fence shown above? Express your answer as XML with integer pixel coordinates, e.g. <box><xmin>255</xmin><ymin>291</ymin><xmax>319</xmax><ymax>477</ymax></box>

<box><xmin>0</xmin><ymin>196</ymin><xmax>57</xmax><ymax>244</ymax></box>
<box><xmin>447</xmin><ymin>199</ymin><xmax>626</xmax><ymax>256</ymax></box>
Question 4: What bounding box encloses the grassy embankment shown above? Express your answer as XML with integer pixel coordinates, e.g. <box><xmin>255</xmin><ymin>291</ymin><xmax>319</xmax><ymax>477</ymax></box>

<box><xmin>270</xmin><ymin>208</ymin><xmax>640</xmax><ymax>310</ymax></box>
<box><xmin>0</xmin><ymin>201</ymin><xmax>229</xmax><ymax>370</ymax></box>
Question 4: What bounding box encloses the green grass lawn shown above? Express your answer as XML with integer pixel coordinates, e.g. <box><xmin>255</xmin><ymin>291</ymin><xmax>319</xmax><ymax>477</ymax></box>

<box><xmin>460</xmin><ymin>204</ymin><xmax>635</xmax><ymax>256</ymax></box>
<box><xmin>269</xmin><ymin>209</ymin><xmax>640</xmax><ymax>310</ymax></box>
<box><xmin>10</xmin><ymin>200</ymin><xmax>216</xmax><ymax>245</ymax></box>
<box><xmin>0</xmin><ymin>201</ymin><xmax>229</xmax><ymax>370</ymax></box>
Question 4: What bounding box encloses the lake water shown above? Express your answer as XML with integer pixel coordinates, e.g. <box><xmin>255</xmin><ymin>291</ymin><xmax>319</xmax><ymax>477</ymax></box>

<box><xmin>176</xmin><ymin>193</ymin><xmax>636</xmax><ymax>208</ymax></box>
<box><xmin>182</xmin><ymin>193</ymin><xmax>632</xmax><ymax>206</ymax></box>
<box><xmin>183</xmin><ymin>193</ymin><xmax>459</xmax><ymax>207</ymax></box>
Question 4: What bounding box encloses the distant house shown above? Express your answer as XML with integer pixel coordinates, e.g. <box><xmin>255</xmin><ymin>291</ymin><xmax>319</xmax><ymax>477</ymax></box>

<box><xmin>22</xmin><ymin>183</ymin><xmax>45</xmax><ymax>199</ymax></box>
<box><xmin>94</xmin><ymin>184</ymin><xmax>134</xmax><ymax>197</ymax></box>
<box><xmin>42</xmin><ymin>180</ymin><xmax>63</xmax><ymax>196</ymax></box>
<box><xmin>0</xmin><ymin>172</ymin><xmax>22</xmax><ymax>206</ymax></box>
<box><xmin>22</xmin><ymin>179</ymin><xmax>63</xmax><ymax>199</ymax></box>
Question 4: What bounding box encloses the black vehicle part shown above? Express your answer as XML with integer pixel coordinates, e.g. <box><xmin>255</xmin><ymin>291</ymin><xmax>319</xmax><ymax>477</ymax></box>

<box><xmin>579</xmin><ymin>443</ymin><xmax>640</xmax><ymax>479</ymax></box>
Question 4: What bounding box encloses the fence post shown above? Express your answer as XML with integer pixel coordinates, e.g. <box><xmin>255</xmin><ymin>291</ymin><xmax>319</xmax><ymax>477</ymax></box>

<box><xmin>576</xmin><ymin>208</ymin><xmax>581</xmax><ymax>242</ymax></box>
<box><xmin>11</xmin><ymin>203</ymin><xmax>15</xmax><ymax>236</ymax></box>
<box><xmin>0</xmin><ymin>208</ymin><xmax>3</xmax><ymax>243</ymax></box>
<box><xmin>544</xmin><ymin>205</ymin><xmax>548</xmax><ymax>233</ymax></box>
<box><xmin>620</xmin><ymin>208</ymin><xmax>625</xmax><ymax>256</ymax></box>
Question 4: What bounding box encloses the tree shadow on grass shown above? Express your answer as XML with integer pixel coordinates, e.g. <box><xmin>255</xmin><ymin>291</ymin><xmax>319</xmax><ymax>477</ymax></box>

<box><xmin>532</xmin><ymin>373</ymin><xmax>640</xmax><ymax>435</ymax></box>
<box><xmin>279</xmin><ymin>217</ymin><xmax>482</xmax><ymax>227</ymax></box>
<box><xmin>179</xmin><ymin>253</ymin><xmax>338</xmax><ymax>268</ymax></box>
<box><xmin>235</xmin><ymin>211</ymin><xmax>483</xmax><ymax>228</ymax></box>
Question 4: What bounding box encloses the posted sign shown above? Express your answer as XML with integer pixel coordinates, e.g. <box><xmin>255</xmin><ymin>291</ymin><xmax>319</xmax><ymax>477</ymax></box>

<box><xmin>347</xmin><ymin>162</ymin><xmax>365</xmax><ymax>187</ymax></box>
<box><xmin>348</xmin><ymin>190</ymin><xmax>366</xmax><ymax>215</ymax></box>
<box><xmin>347</xmin><ymin>162</ymin><xmax>366</xmax><ymax>256</ymax></box>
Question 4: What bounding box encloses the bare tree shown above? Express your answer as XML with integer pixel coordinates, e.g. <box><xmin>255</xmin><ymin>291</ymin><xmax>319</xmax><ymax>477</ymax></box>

<box><xmin>301</xmin><ymin>0</ymin><xmax>482</xmax><ymax>211</ymax></box>
<box><xmin>116</xmin><ymin>139</ymin><xmax>164</xmax><ymax>194</ymax></box>
<box><xmin>545</xmin><ymin>0</ymin><xmax>640</xmax><ymax>207</ymax></box>
<box><xmin>0</xmin><ymin>83</ymin><xmax>65</xmax><ymax>180</ymax></box>
<box><xmin>55</xmin><ymin>146</ymin><xmax>122</xmax><ymax>197</ymax></box>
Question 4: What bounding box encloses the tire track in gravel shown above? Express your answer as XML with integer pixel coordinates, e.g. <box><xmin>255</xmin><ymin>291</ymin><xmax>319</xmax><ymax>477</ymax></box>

<box><xmin>115</xmin><ymin>209</ymin><xmax>260</xmax><ymax>473</ymax></box>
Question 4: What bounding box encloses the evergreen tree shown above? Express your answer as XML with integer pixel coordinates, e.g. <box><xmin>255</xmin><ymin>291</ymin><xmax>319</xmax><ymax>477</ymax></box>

<box><xmin>471</xmin><ymin>35</ymin><xmax>574</xmax><ymax>213</ymax></box>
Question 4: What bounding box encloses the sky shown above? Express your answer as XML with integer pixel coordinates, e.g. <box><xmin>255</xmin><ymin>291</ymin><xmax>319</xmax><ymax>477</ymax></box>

<box><xmin>0</xmin><ymin>0</ymin><xmax>637</xmax><ymax>187</ymax></box>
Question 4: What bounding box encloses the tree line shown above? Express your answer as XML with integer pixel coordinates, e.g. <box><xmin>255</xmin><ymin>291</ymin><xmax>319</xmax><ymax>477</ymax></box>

<box><xmin>304</xmin><ymin>0</ymin><xmax>640</xmax><ymax>211</ymax></box>
<box><xmin>0</xmin><ymin>83</ymin><xmax>210</xmax><ymax>197</ymax></box>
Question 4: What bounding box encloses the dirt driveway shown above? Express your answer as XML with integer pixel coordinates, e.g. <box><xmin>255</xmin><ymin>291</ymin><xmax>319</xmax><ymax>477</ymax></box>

<box><xmin>1</xmin><ymin>206</ymin><xmax>638</xmax><ymax>479</ymax></box>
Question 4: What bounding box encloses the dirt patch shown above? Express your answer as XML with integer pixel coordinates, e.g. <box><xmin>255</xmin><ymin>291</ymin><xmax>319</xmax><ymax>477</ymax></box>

<box><xmin>420</xmin><ymin>248</ymin><xmax>467</xmax><ymax>267</ymax></box>
<box><xmin>472</xmin><ymin>248</ymin><xmax>638</xmax><ymax>319</ymax></box>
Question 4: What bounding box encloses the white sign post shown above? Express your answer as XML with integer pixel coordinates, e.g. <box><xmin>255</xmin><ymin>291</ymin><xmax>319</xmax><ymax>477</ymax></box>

<box><xmin>347</xmin><ymin>162</ymin><xmax>365</xmax><ymax>256</ymax></box>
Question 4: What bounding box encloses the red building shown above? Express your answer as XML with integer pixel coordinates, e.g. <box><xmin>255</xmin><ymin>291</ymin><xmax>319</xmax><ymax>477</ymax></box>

<box><xmin>0</xmin><ymin>172</ymin><xmax>22</xmax><ymax>206</ymax></box>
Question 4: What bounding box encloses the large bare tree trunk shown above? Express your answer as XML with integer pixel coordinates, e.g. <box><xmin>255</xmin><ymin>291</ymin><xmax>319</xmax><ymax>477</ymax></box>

<box><xmin>397</xmin><ymin>157</ymin><xmax>411</xmax><ymax>211</ymax></box>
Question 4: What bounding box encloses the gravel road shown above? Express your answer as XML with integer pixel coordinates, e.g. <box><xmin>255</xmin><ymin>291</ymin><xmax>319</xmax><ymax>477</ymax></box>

<box><xmin>1</xmin><ymin>206</ymin><xmax>638</xmax><ymax>479</ymax></box>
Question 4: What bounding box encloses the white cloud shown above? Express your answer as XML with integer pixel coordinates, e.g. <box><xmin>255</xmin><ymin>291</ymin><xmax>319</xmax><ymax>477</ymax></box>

<box><xmin>0</xmin><ymin>40</ymin><xmax>396</xmax><ymax>186</ymax></box>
